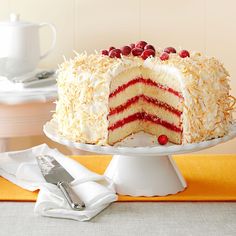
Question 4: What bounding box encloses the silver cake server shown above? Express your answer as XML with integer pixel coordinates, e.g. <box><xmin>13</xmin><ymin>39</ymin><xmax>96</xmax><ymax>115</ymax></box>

<box><xmin>36</xmin><ymin>154</ymin><xmax>85</xmax><ymax>210</ymax></box>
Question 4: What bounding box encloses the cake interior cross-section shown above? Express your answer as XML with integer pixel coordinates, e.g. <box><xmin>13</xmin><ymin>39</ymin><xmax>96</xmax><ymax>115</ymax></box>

<box><xmin>108</xmin><ymin>67</ymin><xmax>184</xmax><ymax>145</ymax></box>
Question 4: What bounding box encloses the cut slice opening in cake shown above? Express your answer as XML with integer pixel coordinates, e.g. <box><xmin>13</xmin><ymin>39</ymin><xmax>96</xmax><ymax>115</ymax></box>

<box><xmin>108</xmin><ymin>66</ymin><xmax>184</xmax><ymax>145</ymax></box>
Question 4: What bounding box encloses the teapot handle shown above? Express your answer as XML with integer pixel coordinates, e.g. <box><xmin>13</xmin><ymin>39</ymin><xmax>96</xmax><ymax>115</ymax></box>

<box><xmin>39</xmin><ymin>23</ymin><xmax>57</xmax><ymax>60</ymax></box>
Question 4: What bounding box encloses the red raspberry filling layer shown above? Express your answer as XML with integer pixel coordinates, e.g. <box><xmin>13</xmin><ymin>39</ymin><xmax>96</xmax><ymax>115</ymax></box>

<box><xmin>109</xmin><ymin>77</ymin><xmax>183</xmax><ymax>99</ymax></box>
<box><xmin>108</xmin><ymin>112</ymin><xmax>182</xmax><ymax>133</ymax></box>
<box><xmin>109</xmin><ymin>95</ymin><xmax>182</xmax><ymax>117</ymax></box>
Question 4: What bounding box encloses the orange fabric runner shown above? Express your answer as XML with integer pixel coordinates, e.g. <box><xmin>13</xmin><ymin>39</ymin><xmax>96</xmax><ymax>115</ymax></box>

<box><xmin>0</xmin><ymin>154</ymin><xmax>236</xmax><ymax>202</ymax></box>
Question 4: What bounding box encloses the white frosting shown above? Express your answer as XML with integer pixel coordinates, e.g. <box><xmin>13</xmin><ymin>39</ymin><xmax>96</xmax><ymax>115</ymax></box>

<box><xmin>54</xmin><ymin>51</ymin><xmax>234</xmax><ymax>145</ymax></box>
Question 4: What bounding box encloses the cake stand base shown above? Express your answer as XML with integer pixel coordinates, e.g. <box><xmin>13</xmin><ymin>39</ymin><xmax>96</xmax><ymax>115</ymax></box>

<box><xmin>104</xmin><ymin>155</ymin><xmax>187</xmax><ymax>196</ymax></box>
<box><xmin>43</xmin><ymin>121</ymin><xmax>236</xmax><ymax>197</ymax></box>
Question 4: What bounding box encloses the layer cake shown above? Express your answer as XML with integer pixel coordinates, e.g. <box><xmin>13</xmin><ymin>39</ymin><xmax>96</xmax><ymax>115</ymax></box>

<box><xmin>54</xmin><ymin>42</ymin><xmax>235</xmax><ymax>145</ymax></box>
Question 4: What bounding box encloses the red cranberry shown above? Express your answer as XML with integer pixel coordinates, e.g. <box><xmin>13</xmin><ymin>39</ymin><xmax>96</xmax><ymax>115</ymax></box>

<box><xmin>144</xmin><ymin>44</ymin><xmax>155</xmax><ymax>52</ymax></box>
<box><xmin>109</xmin><ymin>46</ymin><xmax>115</xmax><ymax>52</ymax></box>
<box><xmin>101</xmin><ymin>49</ymin><xmax>109</xmax><ymax>56</ymax></box>
<box><xmin>160</xmin><ymin>52</ymin><xmax>169</xmax><ymax>61</ymax></box>
<box><xmin>130</xmin><ymin>43</ymin><xmax>135</xmax><ymax>49</ymax></box>
<box><xmin>135</xmin><ymin>41</ymin><xmax>148</xmax><ymax>49</ymax></box>
<box><xmin>109</xmin><ymin>49</ymin><xmax>121</xmax><ymax>58</ymax></box>
<box><xmin>164</xmin><ymin>47</ymin><xmax>176</xmax><ymax>54</ymax></box>
<box><xmin>121</xmin><ymin>46</ymin><xmax>131</xmax><ymax>56</ymax></box>
<box><xmin>158</xmin><ymin>135</ymin><xmax>168</xmax><ymax>145</ymax></box>
<box><xmin>179</xmin><ymin>50</ymin><xmax>190</xmax><ymax>58</ymax></box>
<box><xmin>141</xmin><ymin>49</ymin><xmax>155</xmax><ymax>60</ymax></box>
<box><xmin>131</xmin><ymin>47</ymin><xmax>143</xmax><ymax>56</ymax></box>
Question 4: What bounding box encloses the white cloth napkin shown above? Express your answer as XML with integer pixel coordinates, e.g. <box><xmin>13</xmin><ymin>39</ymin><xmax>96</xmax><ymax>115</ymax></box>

<box><xmin>0</xmin><ymin>144</ymin><xmax>117</xmax><ymax>221</ymax></box>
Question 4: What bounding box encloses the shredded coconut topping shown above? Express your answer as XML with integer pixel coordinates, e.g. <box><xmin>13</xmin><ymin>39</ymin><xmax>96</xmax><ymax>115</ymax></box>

<box><xmin>54</xmin><ymin>50</ymin><xmax>235</xmax><ymax>145</ymax></box>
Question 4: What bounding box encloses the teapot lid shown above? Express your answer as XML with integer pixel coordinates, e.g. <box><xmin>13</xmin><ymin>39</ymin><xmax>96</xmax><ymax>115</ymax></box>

<box><xmin>0</xmin><ymin>13</ymin><xmax>36</xmax><ymax>27</ymax></box>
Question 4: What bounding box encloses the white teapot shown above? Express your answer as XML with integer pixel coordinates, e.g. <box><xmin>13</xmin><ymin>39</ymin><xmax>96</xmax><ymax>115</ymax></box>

<box><xmin>0</xmin><ymin>13</ymin><xmax>56</xmax><ymax>78</ymax></box>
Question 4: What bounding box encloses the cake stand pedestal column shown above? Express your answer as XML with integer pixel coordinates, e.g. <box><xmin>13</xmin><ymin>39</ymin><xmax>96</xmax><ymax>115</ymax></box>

<box><xmin>104</xmin><ymin>154</ymin><xmax>187</xmax><ymax>196</ymax></box>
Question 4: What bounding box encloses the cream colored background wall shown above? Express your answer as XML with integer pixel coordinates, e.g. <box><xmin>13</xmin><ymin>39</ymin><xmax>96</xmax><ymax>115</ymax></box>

<box><xmin>0</xmin><ymin>0</ymin><xmax>235</xmax><ymax>154</ymax></box>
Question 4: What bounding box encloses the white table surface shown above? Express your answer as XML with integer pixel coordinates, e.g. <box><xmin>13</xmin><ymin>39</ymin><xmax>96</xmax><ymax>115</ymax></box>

<box><xmin>0</xmin><ymin>202</ymin><xmax>235</xmax><ymax>236</ymax></box>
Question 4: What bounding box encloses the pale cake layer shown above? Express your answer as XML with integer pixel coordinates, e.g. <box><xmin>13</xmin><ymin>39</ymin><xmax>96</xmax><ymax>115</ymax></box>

<box><xmin>141</xmin><ymin>67</ymin><xmax>182</xmax><ymax>92</ymax></box>
<box><xmin>108</xmin><ymin>120</ymin><xmax>142</xmax><ymax>145</ymax></box>
<box><xmin>110</xmin><ymin>67</ymin><xmax>141</xmax><ymax>92</ymax></box>
<box><xmin>109</xmin><ymin>83</ymin><xmax>183</xmax><ymax>110</ymax></box>
<box><xmin>142</xmin><ymin>121</ymin><xmax>182</xmax><ymax>144</ymax></box>
<box><xmin>108</xmin><ymin>120</ymin><xmax>182</xmax><ymax>145</ymax></box>
<box><xmin>110</xmin><ymin>67</ymin><xmax>182</xmax><ymax>93</ymax></box>
<box><xmin>108</xmin><ymin>100</ymin><xmax>181</xmax><ymax>127</ymax></box>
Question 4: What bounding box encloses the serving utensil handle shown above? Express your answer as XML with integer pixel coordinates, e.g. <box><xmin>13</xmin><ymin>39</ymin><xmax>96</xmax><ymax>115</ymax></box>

<box><xmin>57</xmin><ymin>181</ymin><xmax>85</xmax><ymax>210</ymax></box>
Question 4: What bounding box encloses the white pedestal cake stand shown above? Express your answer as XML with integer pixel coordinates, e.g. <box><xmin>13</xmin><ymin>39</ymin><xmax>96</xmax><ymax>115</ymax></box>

<box><xmin>44</xmin><ymin>121</ymin><xmax>236</xmax><ymax>197</ymax></box>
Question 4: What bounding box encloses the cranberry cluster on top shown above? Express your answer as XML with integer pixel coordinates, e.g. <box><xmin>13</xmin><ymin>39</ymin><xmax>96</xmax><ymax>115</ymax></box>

<box><xmin>101</xmin><ymin>40</ymin><xmax>155</xmax><ymax>60</ymax></box>
<box><xmin>101</xmin><ymin>40</ymin><xmax>190</xmax><ymax>61</ymax></box>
